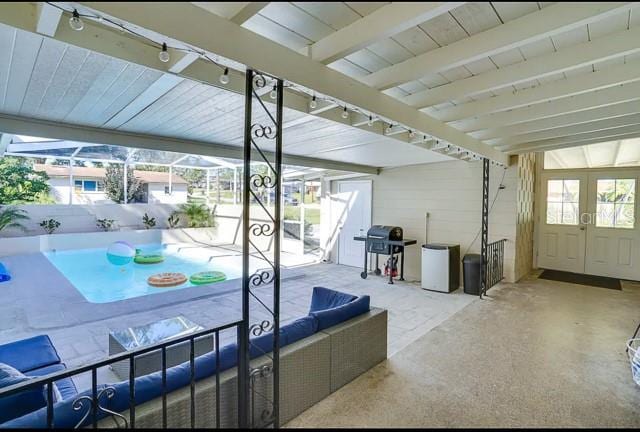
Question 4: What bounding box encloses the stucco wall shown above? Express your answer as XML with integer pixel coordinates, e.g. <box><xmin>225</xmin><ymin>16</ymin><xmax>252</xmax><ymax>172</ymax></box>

<box><xmin>147</xmin><ymin>183</ymin><xmax>188</xmax><ymax>204</ymax></box>
<box><xmin>324</xmin><ymin>159</ymin><xmax>519</xmax><ymax>283</ymax></box>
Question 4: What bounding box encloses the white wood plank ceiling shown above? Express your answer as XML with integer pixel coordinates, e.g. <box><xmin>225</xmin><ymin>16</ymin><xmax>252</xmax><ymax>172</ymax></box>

<box><xmin>226</xmin><ymin>1</ymin><xmax>640</xmax><ymax>155</ymax></box>
<box><xmin>1</xmin><ymin>1</ymin><xmax>639</xmax><ymax>168</ymax></box>
<box><xmin>0</xmin><ymin>21</ymin><xmax>449</xmax><ymax>169</ymax></box>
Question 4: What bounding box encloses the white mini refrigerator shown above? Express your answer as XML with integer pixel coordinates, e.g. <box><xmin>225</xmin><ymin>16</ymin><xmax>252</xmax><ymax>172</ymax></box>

<box><xmin>421</xmin><ymin>243</ymin><xmax>460</xmax><ymax>293</ymax></box>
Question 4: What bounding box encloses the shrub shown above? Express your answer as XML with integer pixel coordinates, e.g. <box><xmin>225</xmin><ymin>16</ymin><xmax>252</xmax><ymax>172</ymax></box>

<box><xmin>167</xmin><ymin>212</ymin><xmax>180</xmax><ymax>229</ymax></box>
<box><xmin>179</xmin><ymin>203</ymin><xmax>213</xmax><ymax>228</ymax></box>
<box><xmin>96</xmin><ymin>218</ymin><xmax>115</xmax><ymax>232</ymax></box>
<box><xmin>39</xmin><ymin>219</ymin><xmax>60</xmax><ymax>234</ymax></box>
<box><xmin>142</xmin><ymin>213</ymin><xmax>156</xmax><ymax>229</ymax></box>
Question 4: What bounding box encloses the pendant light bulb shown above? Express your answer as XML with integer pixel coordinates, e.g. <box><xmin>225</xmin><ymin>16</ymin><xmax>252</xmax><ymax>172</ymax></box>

<box><xmin>367</xmin><ymin>115</ymin><xmax>374</xmax><ymax>127</ymax></box>
<box><xmin>69</xmin><ymin>9</ymin><xmax>84</xmax><ymax>31</ymax></box>
<box><xmin>270</xmin><ymin>85</ymin><xmax>277</xmax><ymax>100</ymax></box>
<box><xmin>159</xmin><ymin>43</ymin><xmax>170</xmax><ymax>63</ymax></box>
<box><xmin>219</xmin><ymin>67</ymin><xmax>230</xmax><ymax>84</ymax></box>
<box><xmin>409</xmin><ymin>130</ymin><xmax>416</xmax><ymax>138</ymax></box>
<box><xmin>309</xmin><ymin>95</ymin><xmax>317</xmax><ymax>109</ymax></box>
<box><xmin>341</xmin><ymin>106</ymin><xmax>349</xmax><ymax>119</ymax></box>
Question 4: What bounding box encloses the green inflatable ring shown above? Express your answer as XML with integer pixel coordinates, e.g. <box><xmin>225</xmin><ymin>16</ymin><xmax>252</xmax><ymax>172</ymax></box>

<box><xmin>134</xmin><ymin>254</ymin><xmax>165</xmax><ymax>264</ymax></box>
<box><xmin>189</xmin><ymin>271</ymin><xmax>227</xmax><ymax>285</ymax></box>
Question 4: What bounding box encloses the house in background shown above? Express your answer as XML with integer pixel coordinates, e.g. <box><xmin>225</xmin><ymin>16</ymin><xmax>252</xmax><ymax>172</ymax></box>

<box><xmin>33</xmin><ymin>164</ymin><xmax>188</xmax><ymax>205</ymax></box>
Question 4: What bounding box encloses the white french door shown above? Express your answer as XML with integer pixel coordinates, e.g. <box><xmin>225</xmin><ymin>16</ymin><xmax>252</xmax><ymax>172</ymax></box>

<box><xmin>584</xmin><ymin>171</ymin><xmax>640</xmax><ymax>280</ymax></box>
<box><xmin>538</xmin><ymin>169</ymin><xmax>640</xmax><ymax>280</ymax></box>
<box><xmin>538</xmin><ymin>172</ymin><xmax>588</xmax><ymax>273</ymax></box>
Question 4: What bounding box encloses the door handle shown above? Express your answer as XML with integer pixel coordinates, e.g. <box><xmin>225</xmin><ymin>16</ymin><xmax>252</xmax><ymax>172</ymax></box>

<box><xmin>579</xmin><ymin>226</ymin><xmax>586</xmax><ymax>231</ymax></box>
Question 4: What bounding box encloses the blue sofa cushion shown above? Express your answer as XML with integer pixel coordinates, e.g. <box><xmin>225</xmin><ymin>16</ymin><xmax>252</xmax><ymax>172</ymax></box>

<box><xmin>24</xmin><ymin>363</ymin><xmax>77</xmax><ymax>401</ymax></box>
<box><xmin>281</xmin><ymin>315</ymin><xmax>318</xmax><ymax>345</ymax></box>
<box><xmin>309</xmin><ymin>287</ymin><xmax>357</xmax><ymax>313</ymax></box>
<box><xmin>0</xmin><ymin>363</ymin><xmax>47</xmax><ymax>424</ymax></box>
<box><xmin>0</xmin><ymin>335</ymin><xmax>61</xmax><ymax>373</ymax></box>
<box><xmin>311</xmin><ymin>295</ymin><xmax>371</xmax><ymax>331</ymax></box>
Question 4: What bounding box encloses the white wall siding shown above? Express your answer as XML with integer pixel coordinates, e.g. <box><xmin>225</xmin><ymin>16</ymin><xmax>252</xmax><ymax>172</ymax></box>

<box><xmin>326</xmin><ymin>159</ymin><xmax>518</xmax><ymax>283</ymax></box>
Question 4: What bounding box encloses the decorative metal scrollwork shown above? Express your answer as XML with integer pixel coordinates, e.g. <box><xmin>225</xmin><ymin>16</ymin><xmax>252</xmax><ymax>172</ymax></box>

<box><xmin>251</xmin><ymin>123</ymin><xmax>277</xmax><ymax>140</ymax></box>
<box><xmin>249</xmin><ymin>320</ymin><xmax>274</xmax><ymax>337</ymax></box>
<box><xmin>72</xmin><ymin>386</ymin><xmax>129</xmax><ymax>429</ymax></box>
<box><xmin>240</xmin><ymin>68</ymin><xmax>282</xmax><ymax>428</ymax></box>
<box><xmin>250</xmin><ymin>223</ymin><xmax>274</xmax><ymax>237</ymax></box>
<box><xmin>248</xmin><ymin>269</ymin><xmax>274</xmax><ymax>287</ymax></box>
<box><xmin>252</xmin><ymin>73</ymin><xmax>268</xmax><ymax>89</ymax></box>
<box><xmin>250</xmin><ymin>173</ymin><xmax>275</xmax><ymax>189</ymax></box>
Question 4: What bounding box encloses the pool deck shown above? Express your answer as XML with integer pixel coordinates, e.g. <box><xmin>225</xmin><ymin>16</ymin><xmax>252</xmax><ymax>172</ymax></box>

<box><xmin>0</xmin><ymin>244</ymin><xmax>475</xmax><ymax>391</ymax></box>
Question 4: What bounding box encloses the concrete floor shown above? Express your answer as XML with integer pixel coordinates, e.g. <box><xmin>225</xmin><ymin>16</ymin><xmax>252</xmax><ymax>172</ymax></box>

<box><xmin>287</xmin><ymin>274</ymin><xmax>640</xmax><ymax>428</ymax></box>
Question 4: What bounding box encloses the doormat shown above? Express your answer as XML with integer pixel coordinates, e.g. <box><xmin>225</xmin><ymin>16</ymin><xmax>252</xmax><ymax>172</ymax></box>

<box><xmin>538</xmin><ymin>269</ymin><xmax>621</xmax><ymax>290</ymax></box>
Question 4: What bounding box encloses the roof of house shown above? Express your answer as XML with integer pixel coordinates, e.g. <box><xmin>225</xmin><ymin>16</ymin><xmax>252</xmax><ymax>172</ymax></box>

<box><xmin>33</xmin><ymin>164</ymin><xmax>188</xmax><ymax>185</ymax></box>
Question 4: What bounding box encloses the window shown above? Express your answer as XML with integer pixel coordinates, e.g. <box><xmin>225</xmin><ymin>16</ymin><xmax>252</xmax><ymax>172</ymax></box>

<box><xmin>74</xmin><ymin>179</ymin><xmax>104</xmax><ymax>193</ymax></box>
<box><xmin>546</xmin><ymin>179</ymin><xmax>580</xmax><ymax>225</ymax></box>
<box><xmin>596</xmin><ymin>179</ymin><xmax>635</xmax><ymax>229</ymax></box>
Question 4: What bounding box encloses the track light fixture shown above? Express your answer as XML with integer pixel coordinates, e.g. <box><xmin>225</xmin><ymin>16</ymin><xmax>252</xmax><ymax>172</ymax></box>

<box><xmin>219</xmin><ymin>67</ymin><xmax>229</xmax><ymax>84</ymax></box>
<box><xmin>69</xmin><ymin>9</ymin><xmax>84</xmax><ymax>31</ymax></box>
<box><xmin>309</xmin><ymin>95</ymin><xmax>317</xmax><ymax>109</ymax></box>
<box><xmin>367</xmin><ymin>115</ymin><xmax>374</xmax><ymax>127</ymax></box>
<box><xmin>158</xmin><ymin>43</ymin><xmax>170</xmax><ymax>62</ymax></box>
<box><xmin>341</xmin><ymin>106</ymin><xmax>349</xmax><ymax>119</ymax></box>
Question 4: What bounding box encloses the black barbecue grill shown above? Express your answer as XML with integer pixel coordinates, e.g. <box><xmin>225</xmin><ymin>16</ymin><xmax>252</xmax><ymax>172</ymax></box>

<box><xmin>354</xmin><ymin>226</ymin><xmax>417</xmax><ymax>284</ymax></box>
<box><xmin>366</xmin><ymin>226</ymin><xmax>403</xmax><ymax>255</ymax></box>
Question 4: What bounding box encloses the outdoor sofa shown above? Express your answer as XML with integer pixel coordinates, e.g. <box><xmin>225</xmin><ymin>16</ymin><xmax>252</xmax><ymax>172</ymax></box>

<box><xmin>0</xmin><ymin>287</ymin><xmax>387</xmax><ymax>428</ymax></box>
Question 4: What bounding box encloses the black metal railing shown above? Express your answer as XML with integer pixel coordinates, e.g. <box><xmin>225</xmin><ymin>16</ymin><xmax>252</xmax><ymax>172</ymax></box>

<box><xmin>0</xmin><ymin>320</ymin><xmax>242</xmax><ymax>429</ymax></box>
<box><xmin>484</xmin><ymin>239</ymin><xmax>507</xmax><ymax>294</ymax></box>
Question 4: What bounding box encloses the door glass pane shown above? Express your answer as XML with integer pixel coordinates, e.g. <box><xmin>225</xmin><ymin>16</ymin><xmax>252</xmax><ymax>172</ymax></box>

<box><xmin>616</xmin><ymin>179</ymin><xmax>635</xmax><ymax>204</ymax></box>
<box><xmin>546</xmin><ymin>179</ymin><xmax>580</xmax><ymax>225</ymax></box>
<box><xmin>562</xmin><ymin>202</ymin><xmax>578</xmax><ymax>225</ymax></box>
<box><xmin>596</xmin><ymin>203</ymin><xmax>615</xmax><ymax>228</ymax></box>
<box><xmin>596</xmin><ymin>179</ymin><xmax>615</xmax><ymax>203</ymax></box>
<box><xmin>596</xmin><ymin>179</ymin><xmax>635</xmax><ymax>228</ymax></box>
<box><xmin>547</xmin><ymin>180</ymin><xmax>563</xmax><ymax>202</ymax></box>
<box><xmin>616</xmin><ymin>204</ymin><xmax>635</xmax><ymax>228</ymax></box>
<box><xmin>546</xmin><ymin>202</ymin><xmax>562</xmax><ymax>224</ymax></box>
<box><xmin>563</xmin><ymin>180</ymin><xmax>580</xmax><ymax>203</ymax></box>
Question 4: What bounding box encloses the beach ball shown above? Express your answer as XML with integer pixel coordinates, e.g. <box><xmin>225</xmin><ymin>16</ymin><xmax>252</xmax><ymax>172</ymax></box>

<box><xmin>106</xmin><ymin>241</ymin><xmax>135</xmax><ymax>266</ymax></box>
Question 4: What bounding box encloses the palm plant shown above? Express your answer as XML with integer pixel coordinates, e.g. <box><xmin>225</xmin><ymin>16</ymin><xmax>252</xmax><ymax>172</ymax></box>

<box><xmin>179</xmin><ymin>202</ymin><xmax>213</xmax><ymax>228</ymax></box>
<box><xmin>0</xmin><ymin>206</ymin><xmax>30</xmax><ymax>233</ymax></box>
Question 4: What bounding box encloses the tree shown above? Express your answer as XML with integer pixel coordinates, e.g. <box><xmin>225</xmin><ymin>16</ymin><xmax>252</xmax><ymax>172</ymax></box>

<box><xmin>0</xmin><ymin>157</ymin><xmax>51</xmax><ymax>204</ymax></box>
<box><xmin>104</xmin><ymin>164</ymin><xmax>143</xmax><ymax>203</ymax></box>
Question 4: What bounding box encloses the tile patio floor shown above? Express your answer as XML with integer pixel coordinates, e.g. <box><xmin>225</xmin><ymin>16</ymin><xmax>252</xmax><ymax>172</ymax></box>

<box><xmin>0</xmin><ymin>250</ymin><xmax>476</xmax><ymax>390</ymax></box>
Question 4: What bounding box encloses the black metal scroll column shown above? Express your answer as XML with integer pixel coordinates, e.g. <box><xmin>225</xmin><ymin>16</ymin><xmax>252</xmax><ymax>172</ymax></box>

<box><xmin>238</xmin><ymin>68</ymin><xmax>282</xmax><ymax>428</ymax></box>
<box><xmin>479</xmin><ymin>158</ymin><xmax>490</xmax><ymax>299</ymax></box>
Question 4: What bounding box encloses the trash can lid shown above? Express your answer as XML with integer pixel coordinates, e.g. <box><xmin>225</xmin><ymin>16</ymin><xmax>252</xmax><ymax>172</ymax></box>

<box><xmin>422</xmin><ymin>243</ymin><xmax>460</xmax><ymax>250</ymax></box>
<box><xmin>462</xmin><ymin>253</ymin><xmax>481</xmax><ymax>263</ymax></box>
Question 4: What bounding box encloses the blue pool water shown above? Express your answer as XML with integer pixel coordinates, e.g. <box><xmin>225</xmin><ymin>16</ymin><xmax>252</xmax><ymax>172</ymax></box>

<box><xmin>44</xmin><ymin>244</ymin><xmax>242</xmax><ymax>304</ymax></box>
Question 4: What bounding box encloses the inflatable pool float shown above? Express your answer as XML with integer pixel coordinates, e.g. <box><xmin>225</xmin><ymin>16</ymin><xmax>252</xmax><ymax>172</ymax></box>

<box><xmin>189</xmin><ymin>271</ymin><xmax>227</xmax><ymax>285</ymax></box>
<box><xmin>148</xmin><ymin>272</ymin><xmax>187</xmax><ymax>288</ymax></box>
<box><xmin>134</xmin><ymin>254</ymin><xmax>165</xmax><ymax>264</ymax></box>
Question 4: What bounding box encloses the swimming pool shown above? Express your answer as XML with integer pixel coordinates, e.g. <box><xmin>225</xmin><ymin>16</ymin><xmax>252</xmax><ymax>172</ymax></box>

<box><xmin>44</xmin><ymin>243</ymin><xmax>242</xmax><ymax>303</ymax></box>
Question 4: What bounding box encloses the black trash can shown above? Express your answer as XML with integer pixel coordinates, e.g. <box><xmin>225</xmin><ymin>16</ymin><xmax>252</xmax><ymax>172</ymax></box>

<box><xmin>462</xmin><ymin>254</ymin><xmax>481</xmax><ymax>295</ymax></box>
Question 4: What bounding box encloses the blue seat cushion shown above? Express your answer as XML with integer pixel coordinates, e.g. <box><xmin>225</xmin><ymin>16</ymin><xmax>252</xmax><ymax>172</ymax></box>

<box><xmin>281</xmin><ymin>315</ymin><xmax>318</xmax><ymax>345</ymax></box>
<box><xmin>0</xmin><ymin>363</ymin><xmax>47</xmax><ymax>424</ymax></box>
<box><xmin>310</xmin><ymin>295</ymin><xmax>371</xmax><ymax>331</ymax></box>
<box><xmin>0</xmin><ymin>335</ymin><xmax>61</xmax><ymax>373</ymax></box>
<box><xmin>25</xmin><ymin>363</ymin><xmax>77</xmax><ymax>400</ymax></box>
<box><xmin>309</xmin><ymin>287</ymin><xmax>357</xmax><ymax>313</ymax></box>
